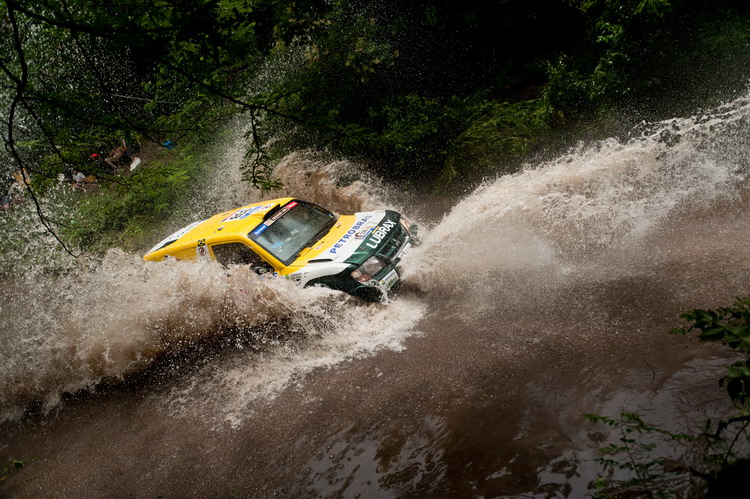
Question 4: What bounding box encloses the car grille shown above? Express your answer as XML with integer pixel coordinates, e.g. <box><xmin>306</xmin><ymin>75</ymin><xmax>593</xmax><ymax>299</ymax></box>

<box><xmin>376</xmin><ymin>224</ymin><xmax>408</xmax><ymax>262</ymax></box>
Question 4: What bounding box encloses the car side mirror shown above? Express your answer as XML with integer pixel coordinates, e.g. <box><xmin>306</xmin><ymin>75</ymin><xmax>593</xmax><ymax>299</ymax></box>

<box><xmin>251</xmin><ymin>262</ymin><xmax>274</xmax><ymax>275</ymax></box>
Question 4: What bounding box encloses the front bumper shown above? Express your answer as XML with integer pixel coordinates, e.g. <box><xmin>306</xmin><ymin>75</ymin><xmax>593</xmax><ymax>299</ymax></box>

<box><xmin>308</xmin><ymin>215</ymin><xmax>416</xmax><ymax>302</ymax></box>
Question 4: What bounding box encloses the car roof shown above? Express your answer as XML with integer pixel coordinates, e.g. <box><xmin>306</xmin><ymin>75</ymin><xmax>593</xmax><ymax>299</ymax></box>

<box><xmin>146</xmin><ymin>197</ymin><xmax>295</xmax><ymax>258</ymax></box>
<box><xmin>190</xmin><ymin>197</ymin><xmax>293</xmax><ymax>241</ymax></box>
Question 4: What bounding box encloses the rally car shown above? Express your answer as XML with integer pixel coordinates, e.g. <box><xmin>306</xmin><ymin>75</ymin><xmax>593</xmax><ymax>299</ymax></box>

<box><xmin>143</xmin><ymin>198</ymin><xmax>418</xmax><ymax>301</ymax></box>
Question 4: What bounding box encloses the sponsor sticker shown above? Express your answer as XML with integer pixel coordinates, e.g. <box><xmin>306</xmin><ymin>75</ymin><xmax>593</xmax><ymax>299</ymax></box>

<box><xmin>365</xmin><ymin>220</ymin><xmax>397</xmax><ymax>249</ymax></box>
<box><xmin>379</xmin><ymin>269</ymin><xmax>399</xmax><ymax>289</ymax></box>
<box><xmin>222</xmin><ymin>203</ymin><xmax>274</xmax><ymax>222</ymax></box>
<box><xmin>328</xmin><ymin>215</ymin><xmax>372</xmax><ymax>255</ymax></box>
<box><xmin>355</xmin><ymin>223</ymin><xmax>376</xmax><ymax>240</ymax></box>
<box><xmin>251</xmin><ymin>201</ymin><xmax>299</xmax><ymax>236</ymax></box>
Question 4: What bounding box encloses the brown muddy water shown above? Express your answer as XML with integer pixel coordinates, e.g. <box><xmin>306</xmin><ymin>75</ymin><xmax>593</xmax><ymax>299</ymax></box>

<box><xmin>2</xmin><ymin>96</ymin><xmax>750</xmax><ymax>497</ymax></box>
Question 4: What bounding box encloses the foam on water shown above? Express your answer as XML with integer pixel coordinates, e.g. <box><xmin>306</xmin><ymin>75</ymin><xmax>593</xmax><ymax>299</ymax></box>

<box><xmin>162</xmin><ymin>292</ymin><xmax>425</xmax><ymax>429</ymax></box>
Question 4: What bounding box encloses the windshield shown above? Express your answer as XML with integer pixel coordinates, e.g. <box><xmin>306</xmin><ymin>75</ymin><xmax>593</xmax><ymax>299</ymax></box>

<box><xmin>249</xmin><ymin>201</ymin><xmax>336</xmax><ymax>264</ymax></box>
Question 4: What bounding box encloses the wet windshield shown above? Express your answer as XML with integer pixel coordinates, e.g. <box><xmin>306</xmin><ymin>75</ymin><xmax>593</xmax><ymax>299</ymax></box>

<box><xmin>250</xmin><ymin>201</ymin><xmax>336</xmax><ymax>264</ymax></box>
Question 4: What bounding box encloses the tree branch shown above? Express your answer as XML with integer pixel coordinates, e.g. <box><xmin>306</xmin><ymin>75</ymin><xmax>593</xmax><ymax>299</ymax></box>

<box><xmin>4</xmin><ymin>1</ymin><xmax>80</xmax><ymax>259</ymax></box>
<box><xmin>163</xmin><ymin>60</ymin><xmax>338</xmax><ymax>132</ymax></box>
<box><xmin>6</xmin><ymin>0</ymin><xmax>183</xmax><ymax>39</ymax></box>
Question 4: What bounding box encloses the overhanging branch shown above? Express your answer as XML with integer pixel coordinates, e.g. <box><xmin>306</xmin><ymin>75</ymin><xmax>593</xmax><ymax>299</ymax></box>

<box><xmin>4</xmin><ymin>1</ymin><xmax>80</xmax><ymax>259</ymax></box>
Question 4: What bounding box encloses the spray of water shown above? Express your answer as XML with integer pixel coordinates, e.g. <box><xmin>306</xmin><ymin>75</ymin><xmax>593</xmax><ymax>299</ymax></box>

<box><xmin>0</xmin><ymin>143</ymin><xmax>424</xmax><ymax>424</ymax></box>
<box><xmin>158</xmin><ymin>95</ymin><xmax>750</xmax><ymax>429</ymax></box>
<box><xmin>3</xmin><ymin>91</ymin><xmax>749</xmax><ymax>430</ymax></box>
<box><xmin>404</xmin><ymin>95</ymin><xmax>750</xmax><ymax>304</ymax></box>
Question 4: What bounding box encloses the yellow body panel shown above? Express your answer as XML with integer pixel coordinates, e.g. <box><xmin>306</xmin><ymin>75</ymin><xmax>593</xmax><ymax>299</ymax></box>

<box><xmin>143</xmin><ymin>197</ymin><xmax>354</xmax><ymax>276</ymax></box>
<box><xmin>281</xmin><ymin>215</ymin><xmax>355</xmax><ymax>272</ymax></box>
<box><xmin>144</xmin><ymin>198</ymin><xmax>293</xmax><ymax>265</ymax></box>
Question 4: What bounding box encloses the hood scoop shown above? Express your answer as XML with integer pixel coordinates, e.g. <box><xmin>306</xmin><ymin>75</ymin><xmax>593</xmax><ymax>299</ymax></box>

<box><xmin>309</xmin><ymin>257</ymin><xmax>334</xmax><ymax>263</ymax></box>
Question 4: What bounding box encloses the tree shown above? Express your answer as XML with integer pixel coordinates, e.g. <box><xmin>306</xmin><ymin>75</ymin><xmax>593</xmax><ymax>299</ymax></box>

<box><xmin>0</xmin><ymin>0</ymin><xmax>336</xmax><ymax>252</ymax></box>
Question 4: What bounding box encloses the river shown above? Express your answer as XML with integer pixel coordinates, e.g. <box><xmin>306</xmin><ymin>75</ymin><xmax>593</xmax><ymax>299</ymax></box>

<box><xmin>1</xmin><ymin>94</ymin><xmax>749</xmax><ymax>497</ymax></box>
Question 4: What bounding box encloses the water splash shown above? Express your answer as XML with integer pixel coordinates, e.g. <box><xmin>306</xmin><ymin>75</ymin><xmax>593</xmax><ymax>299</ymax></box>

<box><xmin>272</xmin><ymin>150</ymin><xmax>397</xmax><ymax>214</ymax></box>
<box><xmin>162</xmin><ymin>293</ymin><xmax>425</xmax><ymax>429</ymax></box>
<box><xmin>0</xmin><ymin>148</ymin><xmax>423</xmax><ymax>424</ymax></box>
<box><xmin>404</xmin><ymin>94</ymin><xmax>750</xmax><ymax>301</ymax></box>
<box><xmin>4</xmin><ymin>92</ymin><xmax>750</xmax><ymax>431</ymax></box>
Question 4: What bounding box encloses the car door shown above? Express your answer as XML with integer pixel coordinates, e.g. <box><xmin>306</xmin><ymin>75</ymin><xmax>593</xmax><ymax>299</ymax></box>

<box><xmin>210</xmin><ymin>242</ymin><xmax>275</xmax><ymax>274</ymax></box>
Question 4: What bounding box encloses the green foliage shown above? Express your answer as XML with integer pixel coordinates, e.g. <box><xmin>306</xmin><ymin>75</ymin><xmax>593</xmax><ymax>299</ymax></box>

<box><xmin>240</xmin><ymin>111</ymin><xmax>284</xmax><ymax>192</ymax></box>
<box><xmin>64</xmin><ymin>168</ymin><xmax>179</xmax><ymax>249</ymax></box>
<box><xmin>285</xmin><ymin>91</ymin><xmax>551</xmax><ymax>189</ymax></box>
<box><xmin>3</xmin><ymin>0</ymin><xmax>750</xmax><ymax>251</ymax></box>
<box><xmin>61</xmin><ymin>145</ymin><xmax>209</xmax><ymax>252</ymax></box>
<box><xmin>672</xmin><ymin>297</ymin><xmax>750</xmax><ymax>403</ymax></box>
<box><xmin>446</xmin><ymin>99</ymin><xmax>547</xmax><ymax>183</ymax></box>
<box><xmin>584</xmin><ymin>412</ymin><xmax>700</xmax><ymax>498</ymax></box>
<box><xmin>1</xmin><ymin>0</ymin><xmax>309</xmax><ymax>193</ymax></box>
<box><xmin>256</xmin><ymin>1</ymin><xmax>583</xmax><ymax>185</ymax></box>
<box><xmin>542</xmin><ymin>0</ymin><xmax>670</xmax><ymax>120</ymax></box>
<box><xmin>543</xmin><ymin>58</ymin><xmax>596</xmax><ymax>122</ymax></box>
<box><xmin>2</xmin><ymin>0</ymin><xmax>745</xmax><ymax>184</ymax></box>
<box><xmin>368</xmin><ymin>95</ymin><xmax>471</xmax><ymax>183</ymax></box>
<box><xmin>546</xmin><ymin>0</ymin><xmax>750</xmax><ymax>120</ymax></box>
<box><xmin>0</xmin><ymin>458</ymin><xmax>34</xmax><ymax>484</ymax></box>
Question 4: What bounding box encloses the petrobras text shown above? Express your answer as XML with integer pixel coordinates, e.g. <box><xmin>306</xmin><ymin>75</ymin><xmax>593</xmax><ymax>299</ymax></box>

<box><xmin>329</xmin><ymin>216</ymin><xmax>372</xmax><ymax>254</ymax></box>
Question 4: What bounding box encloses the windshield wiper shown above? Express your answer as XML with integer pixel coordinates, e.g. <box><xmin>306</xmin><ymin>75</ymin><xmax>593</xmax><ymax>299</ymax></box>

<box><xmin>299</xmin><ymin>216</ymin><xmax>338</xmax><ymax>255</ymax></box>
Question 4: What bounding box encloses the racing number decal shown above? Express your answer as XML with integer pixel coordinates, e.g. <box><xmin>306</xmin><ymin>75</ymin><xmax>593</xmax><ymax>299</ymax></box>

<box><xmin>196</xmin><ymin>239</ymin><xmax>209</xmax><ymax>260</ymax></box>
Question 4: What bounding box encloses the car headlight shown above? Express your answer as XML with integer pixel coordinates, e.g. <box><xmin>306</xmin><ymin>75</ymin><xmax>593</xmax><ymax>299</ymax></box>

<box><xmin>351</xmin><ymin>256</ymin><xmax>387</xmax><ymax>283</ymax></box>
<box><xmin>400</xmin><ymin>216</ymin><xmax>418</xmax><ymax>240</ymax></box>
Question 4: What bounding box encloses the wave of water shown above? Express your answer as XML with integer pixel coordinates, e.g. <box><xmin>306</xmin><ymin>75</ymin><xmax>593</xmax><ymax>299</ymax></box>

<box><xmin>3</xmin><ymin>92</ymin><xmax>749</xmax><ymax>430</ymax></box>
<box><xmin>0</xmin><ymin>147</ymin><xmax>423</xmax><ymax>424</ymax></box>
<box><xmin>404</xmin><ymin>94</ymin><xmax>750</xmax><ymax>309</ymax></box>
<box><xmin>190</xmin><ymin>95</ymin><xmax>750</xmax><ymax>429</ymax></box>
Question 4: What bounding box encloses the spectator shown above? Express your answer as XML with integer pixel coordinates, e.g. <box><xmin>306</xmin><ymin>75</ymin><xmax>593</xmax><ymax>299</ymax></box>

<box><xmin>2</xmin><ymin>179</ymin><xmax>25</xmax><ymax>210</ymax></box>
<box><xmin>104</xmin><ymin>139</ymin><xmax>128</xmax><ymax>172</ymax></box>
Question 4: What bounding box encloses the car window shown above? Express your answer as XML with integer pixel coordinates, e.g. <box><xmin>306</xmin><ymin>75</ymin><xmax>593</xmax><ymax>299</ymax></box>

<box><xmin>211</xmin><ymin>242</ymin><xmax>273</xmax><ymax>273</ymax></box>
<box><xmin>250</xmin><ymin>201</ymin><xmax>336</xmax><ymax>264</ymax></box>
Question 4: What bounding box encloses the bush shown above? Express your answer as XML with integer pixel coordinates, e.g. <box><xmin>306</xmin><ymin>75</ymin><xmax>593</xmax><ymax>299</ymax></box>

<box><xmin>61</xmin><ymin>145</ymin><xmax>209</xmax><ymax>252</ymax></box>
<box><xmin>587</xmin><ymin>297</ymin><xmax>750</xmax><ymax>497</ymax></box>
<box><xmin>445</xmin><ymin>99</ymin><xmax>547</xmax><ymax>184</ymax></box>
<box><xmin>368</xmin><ymin>94</ymin><xmax>473</xmax><ymax>184</ymax></box>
